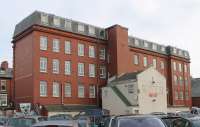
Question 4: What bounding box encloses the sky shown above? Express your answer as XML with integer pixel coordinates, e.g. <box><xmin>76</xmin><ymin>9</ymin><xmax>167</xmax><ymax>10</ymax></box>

<box><xmin>0</xmin><ymin>0</ymin><xmax>200</xmax><ymax>77</ymax></box>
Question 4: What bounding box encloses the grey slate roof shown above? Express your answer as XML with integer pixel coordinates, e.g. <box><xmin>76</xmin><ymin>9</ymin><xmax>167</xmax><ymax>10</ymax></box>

<box><xmin>111</xmin><ymin>71</ymin><xmax>141</xmax><ymax>83</ymax></box>
<box><xmin>0</xmin><ymin>68</ymin><xmax>13</xmax><ymax>78</ymax></box>
<box><xmin>13</xmin><ymin>11</ymin><xmax>190</xmax><ymax>59</ymax></box>
<box><xmin>192</xmin><ymin>78</ymin><xmax>200</xmax><ymax>97</ymax></box>
<box><xmin>13</xmin><ymin>11</ymin><xmax>107</xmax><ymax>40</ymax></box>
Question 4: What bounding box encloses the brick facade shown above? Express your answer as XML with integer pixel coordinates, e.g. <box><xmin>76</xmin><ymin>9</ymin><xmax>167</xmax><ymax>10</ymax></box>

<box><xmin>12</xmin><ymin>11</ymin><xmax>191</xmax><ymax>108</ymax></box>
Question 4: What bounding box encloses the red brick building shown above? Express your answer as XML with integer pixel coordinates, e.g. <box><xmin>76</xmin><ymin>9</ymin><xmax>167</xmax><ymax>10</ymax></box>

<box><xmin>12</xmin><ymin>11</ymin><xmax>191</xmax><ymax>110</ymax></box>
<box><xmin>0</xmin><ymin>61</ymin><xmax>13</xmax><ymax>108</ymax></box>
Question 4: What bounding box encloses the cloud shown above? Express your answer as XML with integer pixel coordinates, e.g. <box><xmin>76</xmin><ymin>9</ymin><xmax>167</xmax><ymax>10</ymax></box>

<box><xmin>0</xmin><ymin>0</ymin><xmax>200</xmax><ymax>77</ymax></box>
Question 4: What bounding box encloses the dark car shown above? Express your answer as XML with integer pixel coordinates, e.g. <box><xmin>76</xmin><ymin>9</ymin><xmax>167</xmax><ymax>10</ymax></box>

<box><xmin>172</xmin><ymin>116</ymin><xmax>200</xmax><ymax>127</ymax></box>
<box><xmin>102</xmin><ymin>115</ymin><xmax>167</xmax><ymax>127</ymax></box>
<box><xmin>158</xmin><ymin>115</ymin><xmax>187</xmax><ymax>127</ymax></box>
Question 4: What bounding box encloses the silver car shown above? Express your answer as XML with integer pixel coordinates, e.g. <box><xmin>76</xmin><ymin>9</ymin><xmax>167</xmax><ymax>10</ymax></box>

<box><xmin>32</xmin><ymin>120</ymin><xmax>78</xmax><ymax>127</ymax></box>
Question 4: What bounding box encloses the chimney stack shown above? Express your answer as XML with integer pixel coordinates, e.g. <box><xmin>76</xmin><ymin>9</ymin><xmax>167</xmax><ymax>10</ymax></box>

<box><xmin>1</xmin><ymin>61</ymin><xmax>9</xmax><ymax>70</ymax></box>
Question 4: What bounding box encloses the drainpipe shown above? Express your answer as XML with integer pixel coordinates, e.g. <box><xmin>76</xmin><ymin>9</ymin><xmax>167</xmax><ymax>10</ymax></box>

<box><xmin>61</xmin><ymin>83</ymin><xmax>64</xmax><ymax>105</ymax></box>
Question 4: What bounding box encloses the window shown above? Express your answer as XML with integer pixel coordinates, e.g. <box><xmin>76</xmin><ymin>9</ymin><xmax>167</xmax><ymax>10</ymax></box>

<box><xmin>65</xmin><ymin>61</ymin><xmax>71</xmax><ymax>75</ymax></box>
<box><xmin>89</xmin><ymin>46</ymin><xmax>95</xmax><ymax>58</ymax></box>
<box><xmin>53</xmin><ymin>82</ymin><xmax>60</xmax><ymax>97</ymax></box>
<box><xmin>174</xmin><ymin>75</ymin><xmax>178</xmax><ymax>85</ymax></box>
<box><xmin>100</xmin><ymin>66</ymin><xmax>106</xmax><ymax>79</ymax></box>
<box><xmin>78</xmin><ymin>63</ymin><xmax>84</xmax><ymax>76</ymax></box>
<box><xmin>133</xmin><ymin>55</ymin><xmax>139</xmax><ymax>65</ymax></box>
<box><xmin>89</xmin><ymin>64</ymin><xmax>95</xmax><ymax>77</ymax></box>
<box><xmin>185</xmin><ymin>92</ymin><xmax>189</xmax><ymax>100</ymax></box>
<box><xmin>65</xmin><ymin>41</ymin><xmax>71</xmax><ymax>54</ymax></box>
<box><xmin>128</xmin><ymin>84</ymin><xmax>134</xmax><ymax>94</ymax></box>
<box><xmin>179</xmin><ymin>76</ymin><xmax>183</xmax><ymax>85</ymax></box>
<box><xmin>178</xmin><ymin>50</ymin><xmax>183</xmax><ymax>56</ymax></box>
<box><xmin>78</xmin><ymin>23</ymin><xmax>84</xmax><ymax>32</ymax></box>
<box><xmin>179</xmin><ymin>91</ymin><xmax>184</xmax><ymax>100</ymax></box>
<box><xmin>173</xmin><ymin>48</ymin><xmax>177</xmax><ymax>54</ymax></box>
<box><xmin>89</xmin><ymin>85</ymin><xmax>96</xmax><ymax>98</ymax></box>
<box><xmin>144</xmin><ymin>41</ymin><xmax>148</xmax><ymax>48</ymax></box>
<box><xmin>178</xmin><ymin>63</ymin><xmax>182</xmax><ymax>72</ymax></box>
<box><xmin>99</xmin><ymin>48</ymin><xmax>106</xmax><ymax>60</ymax></box>
<box><xmin>184</xmin><ymin>52</ymin><xmax>188</xmax><ymax>57</ymax></box>
<box><xmin>0</xmin><ymin>80</ymin><xmax>6</xmax><ymax>92</ymax></box>
<box><xmin>40</xmin><ymin>57</ymin><xmax>47</xmax><ymax>73</ymax></box>
<box><xmin>40</xmin><ymin>81</ymin><xmax>47</xmax><ymax>97</ymax></box>
<box><xmin>152</xmin><ymin>44</ymin><xmax>157</xmax><ymax>50</ymax></box>
<box><xmin>185</xmin><ymin>77</ymin><xmax>188</xmax><ymax>86</ymax></box>
<box><xmin>143</xmin><ymin>57</ymin><xmax>147</xmax><ymax>67</ymax></box>
<box><xmin>78</xmin><ymin>85</ymin><xmax>85</xmax><ymax>98</ymax></box>
<box><xmin>65</xmin><ymin>20</ymin><xmax>72</xmax><ymax>30</ymax></box>
<box><xmin>40</xmin><ymin>36</ymin><xmax>48</xmax><ymax>50</ymax></box>
<box><xmin>173</xmin><ymin>62</ymin><xmax>177</xmax><ymax>71</ymax></box>
<box><xmin>184</xmin><ymin>64</ymin><xmax>187</xmax><ymax>73</ymax></box>
<box><xmin>65</xmin><ymin>83</ymin><xmax>71</xmax><ymax>97</ymax></box>
<box><xmin>52</xmin><ymin>39</ymin><xmax>60</xmax><ymax>52</ymax></box>
<box><xmin>78</xmin><ymin>43</ymin><xmax>84</xmax><ymax>56</ymax></box>
<box><xmin>0</xmin><ymin>94</ymin><xmax>7</xmax><ymax>106</ymax></box>
<box><xmin>175</xmin><ymin>91</ymin><xmax>178</xmax><ymax>100</ymax></box>
<box><xmin>41</xmin><ymin>13</ymin><xmax>48</xmax><ymax>24</ymax></box>
<box><xmin>53</xmin><ymin>16</ymin><xmax>60</xmax><ymax>27</ymax></box>
<box><xmin>134</xmin><ymin>39</ymin><xmax>140</xmax><ymax>46</ymax></box>
<box><xmin>160</xmin><ymin>61</ymin><xmax>164</xmax><ymax>69</ymax></box>
<box><xmin>89</xmin><ymin>26</ymin><xmax>95</xmax><ymax>35</ymax></box>
<box><xmin>161</xmin><ymin>46</ymin><xmax>165</xmax><ymax>52</ymax></box>
<box><xmin>52</xmin><ymin>59</ymin><xmax>59</xmax><ymax>74</ymax></box>
<box><xmin>153</xmin><ymin>59</ymin><xmax>157</xmax><ymax>68</ymax></box>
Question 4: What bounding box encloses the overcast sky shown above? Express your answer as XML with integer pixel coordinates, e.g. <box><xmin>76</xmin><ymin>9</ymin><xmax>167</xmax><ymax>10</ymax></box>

<box><xmin>0</xmin><ymin>0</ymin><xmax>199</xmax><ymax>77</ymax></box>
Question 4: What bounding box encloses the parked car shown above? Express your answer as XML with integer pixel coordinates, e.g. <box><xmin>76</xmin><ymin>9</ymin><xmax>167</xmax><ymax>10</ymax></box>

<box><xmin>191</xmin><ymin>107</ymin><xmax>200</xmax><ymax>115</ymax></box>
<box><xmin>48</xmin><ymin>114</ymin><xmax>73</xmax><ymax>121</ymax></box>
<box><xmin>74</xmin><ymin>115</ymin><xmax>90</xmax><ymax>127</ymax></box>
<box><xmin>74</xmin><ymin>109</ymin><xmax>109</xmax><ymax>127</ymax></box>
<box><xmin>6</xmin><ymin>117</ymin><xmax>37</xmax><ymax>127</ymax></box>
<box><xmin>102</xmin><ymin>115</ymin><xmax>167</xmax><ymax>127</ymax></box>
<box><xmin>0</xmin><ymin>116</ymin><xmax>8</xmax><ymax>126</ymax></box>
<box><xmin>32</xmin><ymin>120</ymin><xmax>78</xmax><ymax>127</ymax></box>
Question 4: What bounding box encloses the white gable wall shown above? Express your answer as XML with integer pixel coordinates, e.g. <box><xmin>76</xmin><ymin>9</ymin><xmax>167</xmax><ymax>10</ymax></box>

<box><xmin>137</xmin><ymin>67</ymin><xmax>167</xmax><ymax>114</ymax></box>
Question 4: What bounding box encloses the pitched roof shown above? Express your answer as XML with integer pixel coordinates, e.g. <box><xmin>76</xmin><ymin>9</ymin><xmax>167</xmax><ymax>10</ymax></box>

<box><xmin>111</xmin><ymin>71</ymin><xmax>141</xmax><ymax>83</ymax></box>
<box><xmin>192</xmin><ymin>78</ymin><xmax>200</xmax><ymax>97</ymax></box>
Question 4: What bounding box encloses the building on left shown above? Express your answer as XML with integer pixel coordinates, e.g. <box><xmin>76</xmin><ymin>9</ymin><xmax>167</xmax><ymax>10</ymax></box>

<box><xmin>0</xmin><ymin>61</ymin><xmax>13</xmax><ymax>109</ymax></box>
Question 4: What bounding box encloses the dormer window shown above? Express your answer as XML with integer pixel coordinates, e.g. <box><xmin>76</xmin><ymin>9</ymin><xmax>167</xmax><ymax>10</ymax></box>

<box><xmin>184</xmin><ymin>52</ymin><xmax>188</xmax><ymax>57</ymax></box>
<box><xmin>134</xmin><ymin>39</ymin><xmax>140</xmax><ymax>46</ymax></box>
<box><xmin>65</xmin><ymin>20</ymin><xmax>72</xmax><ymax>30</ymax></box>
<box><xmin>152</xmin><ymin>44</ymin><xmax>157</xmax><ymax>50</ymax></box>
<box><xmin>89</xmin><ymin>26</ymin><xmax>95</xmax><ymax>35</ymax></box>
<box><xmin>41</xmin><ymin>13</ymin><xmax>48</xmax><ymax>25</ymax></box>
<box><xmin>178</xmin><ymin>50</ymin><xmax>183</xmax><ymax>56</ymax></box>
<box><xmin>173</xmin><ymin>48</ymin><xmax>177</xmax><ymax>54</ymax></box>
<box><xmin>144</xmin><ymin>41</ymin><xmax>148</xmax><ymax>48</ymax></box>
<box><xmin>161</xmin><ymin>46</ymin><xmax>166</xmax><ymax>52</ymax></box>
<box><xmin>53</xmin><ymin>16</ymin><xmax>60</xmax><ymax>27</ymax></box>
<box><xmin>78</xmin><ymin>23</ymin><xmax>84</xmax><ymax>32</ymax></box>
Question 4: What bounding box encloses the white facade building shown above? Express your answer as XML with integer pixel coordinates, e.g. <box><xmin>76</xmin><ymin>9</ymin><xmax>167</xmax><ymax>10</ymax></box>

<box><xmin>102</xmin><ymin>67</ymin><xmax>167</xmax><ymax>115</ymax></box>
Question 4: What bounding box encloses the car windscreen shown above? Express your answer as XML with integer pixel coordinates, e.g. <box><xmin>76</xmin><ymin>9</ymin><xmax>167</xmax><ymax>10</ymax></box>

<box><xmin>8</xmin><ymin>118</ymin><xmax>36</xmax><ymax>127</ymax></box>
<box><xmin>119</xmin><ymin>117</ymin><xmax>166</xmax><ymax>127</ymax></box>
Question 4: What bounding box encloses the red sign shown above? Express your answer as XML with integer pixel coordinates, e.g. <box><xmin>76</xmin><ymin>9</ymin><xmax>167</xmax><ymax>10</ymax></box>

<box><xmin>149</xmin><ymin>92</ymin><xmax>157</xmax><ymax>97</ymax></box>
